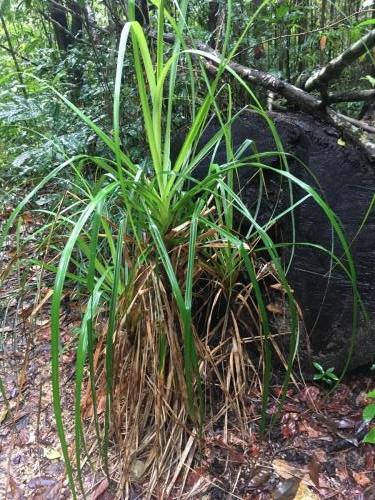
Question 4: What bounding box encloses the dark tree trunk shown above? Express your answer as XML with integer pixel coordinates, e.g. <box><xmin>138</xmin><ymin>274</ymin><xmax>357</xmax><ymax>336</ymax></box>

<box><xmin>135</xmin><ymin>0</ymin><xmax>150</xmax><ymax>27</ymax></box>
<box><xmin>69</xmin><ymin>0</ymin><xmax>84</xmax><ymax>41</ymax></box>
<box><xmin>48</xmin><ymin>0</ymin><xmax>72</xmax><ymax>52</ymax></box>
<box><xmin>207</xmin><ymin>1</ymin><xmax>220</xmax><ymax>48</ymax></box>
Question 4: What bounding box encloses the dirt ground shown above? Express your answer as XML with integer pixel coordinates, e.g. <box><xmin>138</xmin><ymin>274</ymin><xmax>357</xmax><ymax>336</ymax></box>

<box><xmin>1</xmin><ymin>290</ymin><xmax>374</xmax><ymax>498</ymax></box>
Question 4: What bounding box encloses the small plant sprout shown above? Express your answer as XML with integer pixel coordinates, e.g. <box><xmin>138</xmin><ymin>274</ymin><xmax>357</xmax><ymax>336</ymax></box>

<box><xmin>363</xmin><ymin>390</ymin><xmax>375</xmax><ymax>444</ymax></box>
<box><xmin>313</xmin><ymin>362</ymin><xmax>339</xmax><ymax>386</ymax></box>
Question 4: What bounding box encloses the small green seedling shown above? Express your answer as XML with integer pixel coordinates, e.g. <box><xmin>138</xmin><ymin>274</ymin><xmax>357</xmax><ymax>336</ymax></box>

<box><xmin>363</xmin><ymin>390</ymin><xmax>375</xmax><ymax>444</ymax></box>
<box><xmin>313</xmin><ymin>362</ymin><xmax>339</xmax><ymax>386</ymax></box>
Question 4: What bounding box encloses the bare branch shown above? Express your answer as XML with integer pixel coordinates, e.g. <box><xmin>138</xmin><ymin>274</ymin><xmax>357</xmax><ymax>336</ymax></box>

<box><xmin>305</xmin><ymin>30</ymin><xmax>375</xmax><ymax>92</ymax></box>
<box><xmin>335</xmin><ymin>112</ymin><xmax>375</xmax><ymax>134</ymax></box>
<box><xmin>326</xmin><ymin>109</ymin><xmax>375</xmax><ymax>159</ymax></box>
<box><xmin>158</xmin><ymin>32</ymin><xmax>375</xmax><ymax>160</ymax></box>
<box><xmin>326</xmin><ymin>89</ymin><xmax>375</xmax><ymax>103</ymax></box>
<box><xmin>160</xmin><ymin>32</ymin><xmax>322</xmax><ymax>113</ymax></box>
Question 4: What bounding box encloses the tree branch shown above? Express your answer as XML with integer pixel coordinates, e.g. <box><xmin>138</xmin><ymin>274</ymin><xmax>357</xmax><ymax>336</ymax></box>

<box><xmin>160</xmin><ymin>32</ymin><xmax>322</xmax><ymax>113</ymax></box>
<box><xmin>326</xmin><ymin>89</ymin><xmax>375</xmax><ymax>103</ymax></box>
<box><xmin>0</xmin><ymin>43</ymin><xmax>36</xmax><ymax>65</ymax></box>
<box><xmin>305</xmin><ymin>30</ymin><xmax>375</xmax><ymax>92</ymax></box>
<box><xmin>158</xmin><ymin>32</ymin><xmax>375</xmax><ymax>160</ymax></box>
<box><xmin>0</xmin><ymin>13</ymin><xmax>27</xmax><ymax>98</ymax></box>
<box><xmin>335</xmin><ymin>112</ymin><xmax>375</xmax><ymax>134</ymax></box>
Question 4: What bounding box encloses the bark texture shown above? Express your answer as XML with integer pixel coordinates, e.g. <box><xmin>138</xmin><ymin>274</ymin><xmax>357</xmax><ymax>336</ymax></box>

<box><xmin>173</xmin><ymin>111</ymin><xmax>375</xmax><ymax>372</ymax></box>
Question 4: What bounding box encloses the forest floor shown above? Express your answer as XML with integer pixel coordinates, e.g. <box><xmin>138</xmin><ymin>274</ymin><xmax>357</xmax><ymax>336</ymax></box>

<box><xmin>0</xmin><ymin>191</ymin><xmax>374</xmax><ymax>499</ymax></box>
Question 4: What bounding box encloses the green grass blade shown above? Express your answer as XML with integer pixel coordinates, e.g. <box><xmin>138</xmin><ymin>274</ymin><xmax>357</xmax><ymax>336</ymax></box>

<box><xmin>50</xmin><ymin>182</ymin><xmax>118</xmax><ymax>497</ymax></box>
<box><xmin>103</xmin><ymin>220</ymin><xmax>125</xmax><ymax>475</ymax></box>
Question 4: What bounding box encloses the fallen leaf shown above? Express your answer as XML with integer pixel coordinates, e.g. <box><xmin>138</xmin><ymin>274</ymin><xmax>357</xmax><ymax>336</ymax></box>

<box><xmin>337</xmin><ymin>138</ymin><xmax>346</xmax><ymax>147</ymax></box>
<box><xmin>335</xmin><ymin>417</ymin><xmax>357</xmax><ymax>429</ymax></box>
<box><xmin>299</xmin><ymin>420</ymin><xmax>321</xmax><ymax>438</ymax></box>
<box><xmin>249</xmin><ymin>469</ymin><xmax>271</xmax><ymax>488</ymax></box>
<box><xmin>365</xmin><ymin>449</ymin><xmax>374</xmax><ymax>470</ymax></box>
<box><xmin>27</xmin><ymin>477</ymin><xmax>56</xmax><ymax>489</ymax></box>
<box><xmin>281</xmin><ymin>413</ymin><xmax>299</xmax><ymax>438</ymax></box>
<box><xmin>18</xmin><ymin>367</ymin><xmax>27</xmax><ymax>390</ymax></box>
<box><xmin>335</xmin><ymin>467</ymin><xmax>349</xmax><ymax>482</ymax></box>
<box><xmin>0</xmin><ymin>408</ymin><xmax>8</xmax><ymax>424</ymax></box>
<box><xmin>130</xmin><ymin>459</ymin><xmax>146</xmax><ymax>479</ymax></box>
<box><xmin>33</xmin><ymin>480</ymin><xmax>63</xmax><ymax>500</ymax></box>
<box><xmin>185</xmin><ymin>467</ymin><xmax>207</xmax><ymax>488</ymax></box>
<box><xmin>320</xmin><ymin>35</ymin><xmax>327</xmax><ymax>51</ymax></box>
<box><xmin>91</xmin><ymin>478</ymin><xmax>109</xmax><ymax>500</ymax></box>
<box><xmin>43</xmin><ymin>446</ymin><xmax>62</xmax><ymax>460</ymax></box>
<box><xmin>8</xmin><ymin>475</ymin><xmax>25</xmax><ymax>500</ymax></box>
<box><xmin>270</xmin><ymin>283</ymin><xmax>294</xmax><ymax>293</ymax></box>
<box><xmin>352</xmin><ymin>470</ymin><xmax>371</xmax><ymax>488</ymax></box>
<box><xmin>17</xmin><ymin>428</ymin><xmax>32</xmax><ymax>446</ymax></box>
<box><xmin>29</xmin><ymin>289</ymin><xmax>53</xmax><ymax>319</ymax></box>
<box><xmin>311</xmin><ymin>449</ymin><xmax>326</xmax><ymax>463</ymax></box>
<box><xmin>294</xmin><ymin>481</ymin><xmax>319</xmax><ymax>499</ymax></box>
<box><xmin>273</xmin><ymin>459</ymin><xmax>314</xmax><ymax>487</ymax></box>
<box><xmin>273</xmin><ymin>478</ymin><xmax>300</xmax><ymax>499</ymax></box>
<box><xmin>266</xmin><ymin>302</ymin><xmax>283</xmax><ymax>315</ymax></box>
<box><xmin>308</xmin><ymin>457</ymin><xmax>320</xmax><ymax>487</ymax></box>
<box><xmin>298</xmin><ymin>386</ymin><xmax>320</xmax><ymax>409</ymax></box>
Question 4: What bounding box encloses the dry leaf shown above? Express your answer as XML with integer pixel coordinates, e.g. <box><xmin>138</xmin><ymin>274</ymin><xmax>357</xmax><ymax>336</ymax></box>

<box><xmin>18</xmin><ymin>368</ymin><xmax>27</xmax><ymax>390</ymax></box>
<box><xmin>352</xmin><ymin>471</ymin><xmax>371</xmax><ymax>488</ymax></box>
<box><xmin>34</xmin><ymin>480</ymin><xmax>63</xmax><ymax>500</ymax></box>
<box><xmin>185</xmin><ymin>467</ymin><xmax>207</xmax><ymax>488</ymax></box>
<box><xmin>43</xmin><ymin>446</ymin><xmax>62</xmax><ymax>460</ymax></box>
<box><xmin>8</xmin><ymin>476</ymin><xmax>25</xmax><ymax>500</ymax></box>
<box><xmin>82</xmin><ymin>392</ymin><xmax>106</xmax><ymax>417</ymax></box>
<box><xmin>266</xmin><ymin>302</ymin><xmax>283</xmax><ymax>315</ymax></box>
<box><xmin>249</xmin><ymin>469</ymin><xmax>271</xmax><ymax>488</ymax></box>
<box><xmin>0</xmin><ymin>408</ymin><xmax>8</xmax><ymax>424</ymax></box>
<box><xmin>335</xmin><ymin>467</ymin><xmax>349</xmax><ymax>482</ymax></box>
<box><xmin>270</xmin><ymin>283</ymin><xmax>294</xmax><ymax>293</ymax></box>
<box><xmin>320</xmin><ymin>35</ymin><xmax>327</xmax><ymax>51</ymax></box>
<box><xmin>130</xmin><ymin>460</ymin><xmax>146</xmax><ymax>479</ymax></box>
<box><xmin>273</xmin><ymin>459</ymin><xmax>314</xmax><ymax>487</ymax></box>
<box><xmin>308</xmin><ymin>457</ymin><xmax>320</xmax><ymax>487</ymax></box>
<box><xmin>273</xmin><ymin>478</ymin><xmax>300</xmax><ymax>499</ymax></box>
<box><xmin>29</xmin><ymin>289</ymin><xmax>53</xmax><ymax>319</ymax></box>
<box><xmin>299</xmin><ymin>420</ymin><xmax>321</xmax><ymax>438</ymax></box>
<box><xmin>91</xmin><ymin>478</ymin><xmax>109</xmax><ymax>500</ymax></box>
<box><xmin>294</xmin><ymin>481</ymin><xmax>319</xmax><ymax>499</ymax></box>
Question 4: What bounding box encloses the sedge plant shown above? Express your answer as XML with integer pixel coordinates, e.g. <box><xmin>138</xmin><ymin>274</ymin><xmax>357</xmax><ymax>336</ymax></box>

<box><xmin>0</xmin><ymin>0</ymin><xmax>361</xmax><ymax>497</ymax></box>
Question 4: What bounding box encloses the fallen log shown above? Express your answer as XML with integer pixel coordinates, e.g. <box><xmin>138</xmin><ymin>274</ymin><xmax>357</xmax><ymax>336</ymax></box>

<box><xmin>172</xmin><ymin>110</ymin><xmax>375</xmax><ymax>373</ymax></box>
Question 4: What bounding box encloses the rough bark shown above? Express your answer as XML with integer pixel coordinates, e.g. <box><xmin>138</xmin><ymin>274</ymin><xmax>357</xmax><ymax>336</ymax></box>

<box><xmin>48</xmin><ymin>0</ymin><xmax>72</xmax><ymax>52</ymax></box>
<box><xmin>326</xmin><ymin>89</ymin><xmax>375</xmax><ymax>103</ymax></box>
<box><xmin>172</xmin><ymin>111</ymin><xmax>375</xmax><ymax>372</ymax></box>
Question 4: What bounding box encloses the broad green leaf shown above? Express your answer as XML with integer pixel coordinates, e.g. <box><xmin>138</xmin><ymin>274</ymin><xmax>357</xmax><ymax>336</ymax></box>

<box><xmin>363</xmin><ymin>403</ymin><xmax>375</xmax><ymax>422</ymax></box>
<box><xmin>363</xmin><ymin>427</ymin><xmax>375</xmax><ymax>444</ymax></box>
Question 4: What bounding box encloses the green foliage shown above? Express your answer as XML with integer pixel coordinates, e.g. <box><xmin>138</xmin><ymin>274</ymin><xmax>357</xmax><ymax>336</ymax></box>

<box><xmin>363</xmin><ymin>390</ymin><xmax>375</xmax><ymax>444</ymax></box>
<box><xmin>313</xmin><ymin>362</ymin><xmax>339</xmax><ymax>386</ymax></box>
